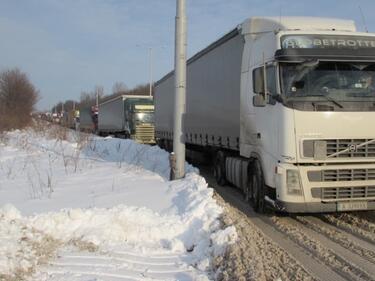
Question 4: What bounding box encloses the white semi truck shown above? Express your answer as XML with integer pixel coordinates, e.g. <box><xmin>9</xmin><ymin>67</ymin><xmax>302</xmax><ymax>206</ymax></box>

<box><xmin>154</xmin><ymin>17</ymin><xmax>375</xmax><ymax>213</ymax></box>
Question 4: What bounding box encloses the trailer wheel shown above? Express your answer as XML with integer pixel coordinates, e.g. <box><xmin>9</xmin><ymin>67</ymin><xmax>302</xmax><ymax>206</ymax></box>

<box><xmin>251</xmin><ymin>160</ymin><xmax>266</xmax><ymax>213</ymax></box>
<box><xmin>213</xmin><ymin>151</ymin><xmax>226</xmax><ymax>186</ymax></box>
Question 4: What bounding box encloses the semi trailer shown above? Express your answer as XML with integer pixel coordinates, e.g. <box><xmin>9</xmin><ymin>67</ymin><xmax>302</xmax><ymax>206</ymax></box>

<box><xmin>98</xmin><ymin>95</ymin><xmax>155</xmax><ymax>144</ymax></box>
<box><xmin>154</xmin><ymin>16</ymin><xmax>375</xmax><ymax>213</ymax></box>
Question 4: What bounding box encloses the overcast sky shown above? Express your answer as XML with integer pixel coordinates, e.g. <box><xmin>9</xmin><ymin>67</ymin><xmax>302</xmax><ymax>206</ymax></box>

<box><xmin>1</xmin><ymin>0</ymin><xmax>375</xmax><ymax>110</ymax></box>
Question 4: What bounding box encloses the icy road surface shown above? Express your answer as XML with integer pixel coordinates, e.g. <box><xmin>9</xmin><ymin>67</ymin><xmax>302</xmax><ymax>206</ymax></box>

<box><xmin>200</xmin><ymin>166</ymin><xmax>375</xmax><ymax>281</ymax></box>
<box><xmin>0</xmin><ymin>125</ymin><xmax>236</xmax><ymax>281</ymax></box>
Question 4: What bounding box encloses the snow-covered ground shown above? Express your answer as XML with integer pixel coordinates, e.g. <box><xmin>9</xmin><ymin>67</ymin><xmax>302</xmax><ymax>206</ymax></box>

<box><xmin>0</xmin><ymin>125</ymin><xmax>236</xmax><ymax>281</ymax></box>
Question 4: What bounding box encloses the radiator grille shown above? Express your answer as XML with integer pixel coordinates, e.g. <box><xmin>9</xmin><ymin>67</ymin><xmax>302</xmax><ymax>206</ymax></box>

<box><xmin>135</xmin><ymin>125</ymin><xmax>155</xmax><ymax>144</ymax></box>
<box><xmin>312</xmin><ymin>186</ymin><xmax>375</xmax><ymax>199</ymax></box>
<box><xmin>326</xmin><ymin>139</ymin><xmax>375</xmax><ymax>158</ymax></box>
<box><xmin>308</xmin><ymin>169</ymin><xmax>375</xmax><ymax>182</ymax></box>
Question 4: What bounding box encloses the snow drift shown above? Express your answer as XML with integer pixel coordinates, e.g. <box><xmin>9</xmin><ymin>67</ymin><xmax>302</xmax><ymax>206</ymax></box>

<box><xmin>0</xmin><ymin>126</ymin><xmax>236</xmax><ymax>280</ymax></box>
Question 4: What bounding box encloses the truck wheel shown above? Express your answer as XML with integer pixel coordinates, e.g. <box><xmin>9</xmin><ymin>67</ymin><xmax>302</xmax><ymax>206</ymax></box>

<box><xmin>251</xmin><ymin>160</ymin><xmax>266</xmax><ymax>213</ymax></box>
<box><xmin>213</xmin><ymin>151</ymin><xmax>226</xmax><ymax>186</ymax></box>
<box><xmin>244</xmin><ymin>162</ymin><xmax>253</xmax><ymax>202</ymax></box>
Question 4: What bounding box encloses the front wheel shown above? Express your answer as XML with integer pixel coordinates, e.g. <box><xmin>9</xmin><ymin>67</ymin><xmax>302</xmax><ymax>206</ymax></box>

<box><xmin>251</xmin><ymin>160</ymin><xmax>266</xmax><ymax>213</ymax></box>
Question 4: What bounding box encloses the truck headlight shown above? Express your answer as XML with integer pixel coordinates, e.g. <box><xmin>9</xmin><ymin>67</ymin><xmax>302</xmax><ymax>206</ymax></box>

<box><xmin>287</xmin><ymin>170</ymin><xmax>302</xmax><ymax>195</ymax></box>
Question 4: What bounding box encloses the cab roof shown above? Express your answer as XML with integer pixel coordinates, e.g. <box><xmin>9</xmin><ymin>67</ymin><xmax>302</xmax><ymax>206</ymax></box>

<box><xmin>241</xmin><ymin>17</ymin><xmax>356</xmax><ymax>34</ymax></box>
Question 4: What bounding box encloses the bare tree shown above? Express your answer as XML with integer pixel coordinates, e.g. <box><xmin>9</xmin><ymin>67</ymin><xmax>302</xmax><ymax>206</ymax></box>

<box><xmin>0</xmin><ymin>68</ymin><xmax>39</xmax><ymax>131</ymax></box>
<box><xmin>112</xmin><ymin>81</ymin><xmax>128</xmax><ymax>95</ymax></box>
<box><xmin>51</xmin><ymin>102</ymin><xmax>64</xmax><ymax>114</ymax></box>
<box><xmin>127</xmin><ymin>83</ymin><xmax>150</xmax><ymax>96</ymax></box>
<box><xmin>79</xmin><ymin>91</ymin><xmax>93</xmax><ymax>108</ymax></box>
<box><xmin>77</xmin><ymin>86</ymin><xmax>104</xmax><ymax>109</ymax></box>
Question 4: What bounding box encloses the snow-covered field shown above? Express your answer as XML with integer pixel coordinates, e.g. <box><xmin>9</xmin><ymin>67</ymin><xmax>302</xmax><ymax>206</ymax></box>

<box><xmin>0</xmin><ymin>125</ymin><xmax>236</xmax><ymax>281</ymax></box>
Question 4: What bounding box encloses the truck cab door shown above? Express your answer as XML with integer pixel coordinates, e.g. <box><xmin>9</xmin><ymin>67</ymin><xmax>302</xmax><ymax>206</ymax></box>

<box><xmin>243</xmin><ymin>64</ymin><xmax>281</xmax><ymax>186</ymax></box>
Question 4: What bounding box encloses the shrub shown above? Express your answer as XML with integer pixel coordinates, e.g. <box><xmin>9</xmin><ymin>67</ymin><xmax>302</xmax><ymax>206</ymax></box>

<box><xmin>0</xmin><ymin>68</ymin><xmax>39</xmax><ymax>132</ymax></box>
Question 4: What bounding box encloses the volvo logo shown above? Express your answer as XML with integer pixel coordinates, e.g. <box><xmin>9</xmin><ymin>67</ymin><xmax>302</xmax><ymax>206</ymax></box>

<box><xmin>348</xmin><ymin>144</ymin><xmax>358</xmax><ymax>152</ymax></box>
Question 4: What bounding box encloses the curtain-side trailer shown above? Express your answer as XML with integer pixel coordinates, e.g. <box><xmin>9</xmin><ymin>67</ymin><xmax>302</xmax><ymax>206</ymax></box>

<box><xmin>155</xmin><ymin>16</ymin><xmax>375</xmax><ymax>213</ymax></box>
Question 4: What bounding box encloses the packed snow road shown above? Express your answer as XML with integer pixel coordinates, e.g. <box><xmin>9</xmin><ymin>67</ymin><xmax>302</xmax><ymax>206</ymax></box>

<box><xmin>200</xmin><ymin>165</ymin><xmax>375</xmax><ymax>281</ymax></box>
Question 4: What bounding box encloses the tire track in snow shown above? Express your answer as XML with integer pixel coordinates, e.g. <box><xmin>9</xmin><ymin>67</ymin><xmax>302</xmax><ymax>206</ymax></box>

<box><xmin>48</xmin><ymin>261</ymin><xmax>191</xmax><ymax>274</ymax></box>
<box><xmin>58</xmin><ymin>253</ymin><xmax>180</xmax><ymax>266</ymax></box>
<box><xmin>350</xmin><ymin>211</ymin><xmax>375</xmax><ymax>224</ymax></box>
<box><xmin>325</xmin><ymin>212</ymin><xmax>375</xmax><ymax>234</ymax></box>
<box><xmin>111</xmin><ymin>250</ymin><xmax>189</xmax><ymax>259</ymax></box>
<box><xmin>208</xmin><ymin>184</ymin><xmax>328</xmax><ymax>281</ymax></box>
<box><xmin>298</xmin><ymin>216</ymin><xmax>375</xmax><ymax>263</ymax></box>
<box><xmin>320</xmin><ymin>213</ymin><xmax>375</xmax><ymax>245</ymax></box>
<box><xmin>271</xmin><ymin>216</ymin><xmax>375</xmax><ymax>281</ymax></box>
<box><xmin>33</xmin><ymin>249</ymin><xmax>199</xmax><ymax>281</ymax></box>
<box><xmin>199</xmin><ymin>165</ymin><xmax>374</xmax><ymax>281</ymax></box>
<box><xmin>39</xmin><ymin>269</ymin><xmax>168</xmax><ymax>281</ymax></box>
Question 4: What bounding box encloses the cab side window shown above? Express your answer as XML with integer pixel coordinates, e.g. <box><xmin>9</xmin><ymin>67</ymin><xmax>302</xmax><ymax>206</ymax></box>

<box><xmin>252</xmin><ymin>66</ymin><xmax>277</xmax><ymax>102</ymax></box>
<box><xmin>253</xmin><ymin>67</ymin><xmax>264</xmax><ymax>94</ymax></box>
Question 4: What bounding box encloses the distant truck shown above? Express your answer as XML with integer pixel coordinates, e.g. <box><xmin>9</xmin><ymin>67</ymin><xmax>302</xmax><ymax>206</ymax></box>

<box><xmin>98</xmin><ymin>95</ymin><xmax>155</xmax><ymax>144</ymax></box>
<box><xmin>79</xmin><ymin>106</ymin><xmax>97</xmax><ymax>133</ymax></box>
<box><xmin>51</xmin><ymin>112</ymin><xmax>60</xmax><ymax>124</ymax></box>
<box><xmin>155</xmin><ymin>17</ymin><xmax>375</xmax><ymax>213</ymax></box>
<box><xmin>60</xmin><ymin>110</ymin><xmax>76</xmax><ymax>130</ymax></box>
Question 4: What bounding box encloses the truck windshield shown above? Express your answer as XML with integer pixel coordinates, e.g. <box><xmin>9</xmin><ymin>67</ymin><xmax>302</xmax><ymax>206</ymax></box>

<box><xmin>280</xmin><ymin>61</ymin><xmax>375</xmax><ymax>110</ymax></box>
<box><xmin>135</xmin><ymin>112</ymin><xmax>154</xmax><ymax>123</ymax></box>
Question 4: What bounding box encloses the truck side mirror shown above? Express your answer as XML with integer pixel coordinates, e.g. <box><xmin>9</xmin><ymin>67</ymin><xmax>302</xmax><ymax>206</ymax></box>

<box><xmin>253</xmin><ymin>94</ymin><xmax>266</xmax><ymax>107</ymax></box>
<box><xmin>253</xmin><ymin>68</ymin><xmax>264</xmax><ymax>94</ymax></box>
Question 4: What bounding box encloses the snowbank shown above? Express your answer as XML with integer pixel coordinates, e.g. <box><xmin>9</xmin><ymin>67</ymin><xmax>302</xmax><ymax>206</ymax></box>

<box><xmin>83</xmin><ymin>136</ymin><xmax>198</xmax><ymax>179</ymax></box>
<box><xmin>0</xmin><ymin>127</ymin><xmax>237</xmax><ymax>280</ymax></box>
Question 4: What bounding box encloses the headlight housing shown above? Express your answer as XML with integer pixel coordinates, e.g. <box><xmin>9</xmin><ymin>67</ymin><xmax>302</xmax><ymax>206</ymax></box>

<box><xmin>286</xmin><ymin>169</ymin><xmax>302</xmax><ymax>195</ymax></box>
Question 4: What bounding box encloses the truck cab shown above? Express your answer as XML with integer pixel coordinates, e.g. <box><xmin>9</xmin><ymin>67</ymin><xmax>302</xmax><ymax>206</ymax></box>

<box><xmin>125</xmin><ymin>100</ymin><xmax>155</xmax><ymax>144</ymax></box>
<box><xmin>98</xmin><ymin>95</ymin><xmax>155</xmax><ymax>144</ymax></box>
<box><xmin>240</xmin><ymin>17</ymin><xmax>375</xmax><ymax>212</ymax></box>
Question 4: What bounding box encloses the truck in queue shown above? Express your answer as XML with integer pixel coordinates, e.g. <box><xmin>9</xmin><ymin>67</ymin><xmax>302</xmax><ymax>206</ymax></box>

<box><xmin>79</xmin><ymin>106</ymin><xmax>98</xmax><ymax>133</ymax></box>
<box><xmin>154</xmin><ymin>16</ymin><xmax>375</xmax><ymax>213</ymax></box>
<box><xmin>98</xmin><ymin>95</ymin><xmax>155</xmax><ymax>144</ymax></box>
<box><xmin>60</xmin><ymin>110</ymin><xmax>77</xmax><ymax>130</ymax></box>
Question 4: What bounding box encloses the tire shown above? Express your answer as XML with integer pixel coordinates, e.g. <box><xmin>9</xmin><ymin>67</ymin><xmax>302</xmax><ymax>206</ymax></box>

<box><xmin>244</xmin><ymin>162</ymin><xmax>252</xmax><ymax>202</ymax></box>
<box><xmin>213</xmin><ymin>151</ymin><xmax>227</xmax><ymax>186</ymax></box>
<box><xmin>251</xmin><ymin>160</ymin><xmax>266</xmax><ymax>213</ymax></box>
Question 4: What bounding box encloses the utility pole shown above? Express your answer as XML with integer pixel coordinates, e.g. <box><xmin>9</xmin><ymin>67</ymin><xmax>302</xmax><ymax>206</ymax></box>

<box><xmin>149</xmin><ymin>47</ymin><xmax>153</xmax><ymax>97</ymax></box>
<box><xmin>172</xmin><ymin>0</ymin><xmax>187</xmax><ymax>179</ymax></box>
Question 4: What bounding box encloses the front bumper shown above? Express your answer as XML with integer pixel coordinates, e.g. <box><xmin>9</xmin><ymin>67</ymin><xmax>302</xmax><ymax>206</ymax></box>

<box><xmin>275</xmin><ymin>163</ymin><xmax>375</xmax><ymax>213</ymax></box>
<box><xmin>274</xmin><ymin>199</ymin><xmax>375</xmax><ymax>213</ymax></box>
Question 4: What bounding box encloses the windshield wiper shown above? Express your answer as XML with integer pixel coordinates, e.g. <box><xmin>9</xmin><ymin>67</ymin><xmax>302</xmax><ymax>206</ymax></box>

<box><xmin>308</xmin><ymin>94</ymin><xmax>344</xmax><ymax>108</ymax></box>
